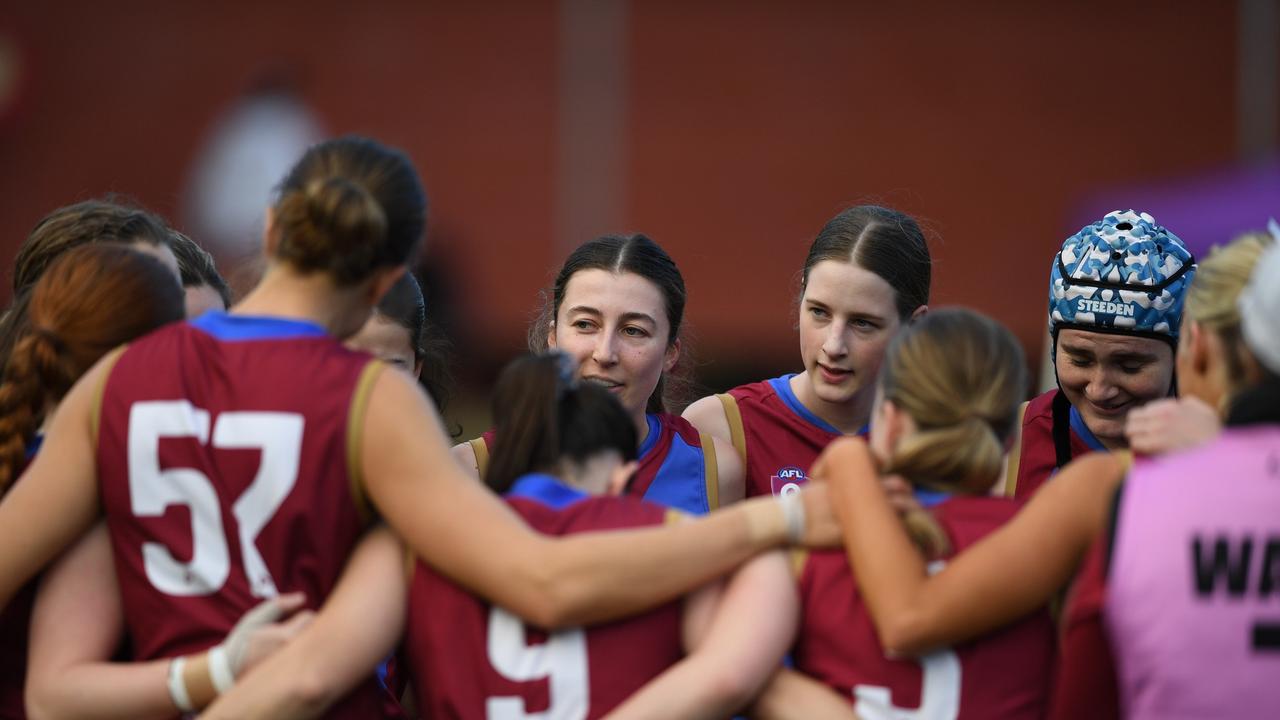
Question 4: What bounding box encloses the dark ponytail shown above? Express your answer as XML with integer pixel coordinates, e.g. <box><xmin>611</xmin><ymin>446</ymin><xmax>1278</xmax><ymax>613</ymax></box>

<box><xmin>485</xmin><ymin>352</ymin><xmax>637</xmax><ymax>494</ymax></box>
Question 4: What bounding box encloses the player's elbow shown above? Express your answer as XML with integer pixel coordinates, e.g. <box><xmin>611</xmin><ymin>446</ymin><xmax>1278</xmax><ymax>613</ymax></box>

<box><xmin>709</xmin><ymin>668</ymin><xmax>766</xmax><ymax>712</ymax></box>
<box><xmin>284</xmin><ymin>664</ymin><xmax>346</xmax><ymax>715</ymax></box>
<box><xmin>25</xmin><ymin>673</ymin><xmax>70</xmax><ymax>720</ymax></box>
<box><xmin>876</xmin><ymin>609</ymin><xmax>936</xmax><ymax>657</ymax></box>
<box><xmin>520</xmin><ymin>575</ymin><xmax>587</xmax><ymax>630</ymax></box>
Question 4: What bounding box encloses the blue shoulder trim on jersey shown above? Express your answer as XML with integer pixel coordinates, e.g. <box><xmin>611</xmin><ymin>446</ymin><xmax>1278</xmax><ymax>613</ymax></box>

<box><xmin>191</xmin><ymin>311</ymin><xmax>328</xmax><ymax>341</ymax></box>
<box><xmin>24</xmin><ymin>434</ymin><xmax>43</xmax><ymax>461</ymax></box>
<box><xmin>640</xmin><ymin>420</ymin><xmax>710</xmax><ymax>516</ymax></box>
<box><xmin>768</xmin><ymin>374</ymin><xmax>842</xmax><ymax>435</ymax></box>
<box><xmin>507</xmin><ymin>473</ymin><xmax>590</xmax><ymax>510</ymax></box>
<box><xmin>1068</xmin><ymin>405</ymin><xmax>1108</xmax><ymax>452</ymax></box>
<box><xmin>636</xmin><ymin>414</ymin><xmax>662</xmax><ymax>460</ymax></box>
<box><xmin>912</xmin><ymin>487</ymin><xmax>951</xmax><ymax>508</ymax></box>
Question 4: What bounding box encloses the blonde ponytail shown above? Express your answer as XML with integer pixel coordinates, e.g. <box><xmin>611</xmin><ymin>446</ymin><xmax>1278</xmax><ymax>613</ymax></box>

<box><xmin>879</xmin><ymin>308</ymin><xmax>1027</xmax><ymax>496</ymax></box>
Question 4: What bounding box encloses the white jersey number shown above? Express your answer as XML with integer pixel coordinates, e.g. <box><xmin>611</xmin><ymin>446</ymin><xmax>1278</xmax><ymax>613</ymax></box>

<box><xmin>853</xmin><ymin>560</ymin><xmax>962</xmax><ymax>720</ymax></box>
<box><xmin>485</xmin><ymin>607</ymin><xmax>589</xmax><ymax>720</ymax></box>
<box><xmin>127</xmin><ymin>400</ymin><xmax>303</xmax><ymax>598</ymax></box>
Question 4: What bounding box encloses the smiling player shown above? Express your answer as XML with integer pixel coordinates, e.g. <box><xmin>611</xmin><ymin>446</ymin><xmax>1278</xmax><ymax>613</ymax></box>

<box><xmin>1005</xmin><ymin>210</ymin><xmax>1196</xmax><ymax>500</ymax></box>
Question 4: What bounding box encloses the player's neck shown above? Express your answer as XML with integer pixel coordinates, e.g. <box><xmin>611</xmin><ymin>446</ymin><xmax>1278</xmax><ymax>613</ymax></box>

<box><xmin>631</xmin><ymin>411</ymin><xmax>650</xmax><ymax>447</ymax></box>
<box><xmin>234</xmin><ymin>266</ymin><xmax>371</xmax><ymax>339</ymax></box>
<box><xmin>791</xmin><ymin>372</ymin><xmax>872</xmax><ymax>434</ymax></box>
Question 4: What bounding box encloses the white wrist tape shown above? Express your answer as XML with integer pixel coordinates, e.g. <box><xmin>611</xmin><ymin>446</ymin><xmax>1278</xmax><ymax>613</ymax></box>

<box><xmin>207</xmin><ymin>645</ymin><xmax>236</xmax><ymax>694</ymax></box>
<box><xmin>167</xmin><ymin>656</ymin><xmax>195</xmax><ymax>713</ymax></box>
<box><xmin>778</xmin><ymin>490</ymin><xmax>806</xmax><ymax>544</ymax></box>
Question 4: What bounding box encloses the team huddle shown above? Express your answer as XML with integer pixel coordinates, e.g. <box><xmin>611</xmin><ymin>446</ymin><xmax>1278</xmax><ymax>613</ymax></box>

<box><xmin>0</xmin><ymin>135</ymin><xmax>1277</xmax><ymax>719</ymax></box>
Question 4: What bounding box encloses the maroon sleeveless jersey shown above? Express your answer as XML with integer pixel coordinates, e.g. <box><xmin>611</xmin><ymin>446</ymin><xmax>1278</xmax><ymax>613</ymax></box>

<box><xmin>406</xmin><ymin>474</ymin><xmax>683</xmax><ymax>719</ymax></box>
<box><xmin>728</xmin><ymin>375</ymin><xmax>850</xmax><ymax>498</ymax></box>
<box><xmin>1009</xmin><ymin>390</ymin><xmax>1095</xmax><ymax>501</ymax></box>
<box><xmin>795</xmin><ymin>496</ymin><xmax>1055</xmax><ymax>719</ymax></box>
<box><xmin>95</xmin><ymin>313</ymin><xmax>386</xmax><ymax>718</ymax></box>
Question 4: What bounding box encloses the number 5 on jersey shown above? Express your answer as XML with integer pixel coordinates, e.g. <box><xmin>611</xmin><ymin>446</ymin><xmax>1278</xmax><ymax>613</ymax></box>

<box><xmin>128</xmin><ymin>400</ymin><xmax>303</xmax><ymax>598</ymax></box>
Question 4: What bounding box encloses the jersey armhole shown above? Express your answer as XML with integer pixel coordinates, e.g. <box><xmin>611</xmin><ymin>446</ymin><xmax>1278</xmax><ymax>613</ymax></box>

<box><xmin>699</xmin><ymin>431</ymin><xmax>719</xmax><ymax>510</ymax></box>
<box><xmin>1103</xmin><ymin>482</ymin><xmax>1125</xmax><ymax>577</ymax></box>
<box><xmin>89</xmin><ymin>346</ymin><xmax>127</xmax><ymax>454</ymax></box>
<box><xmin>469</xmin><ymin>437</ymin><xmax>490</xmax><ymax>479</ymax></box>
<box><xmin>346</xmin><ymin>360</ymin><xmax>386</xmax><ymax>525</ymax></box>
<box><xmin>716</xmin><ymin>393</ymin><xmax>747</xmax><ymax>463</ymax></box>
<box><xmin>403</xmin><ymin>544</ymin><xmax>417</xmax><ymax>584</ymax></box>
<box><xmin>1001</xmin><ymin>400</ymin><xmax>1030</xmax><ymax>499</ymax></box>
<box><xmin>664</xmin><ymin>508</ymin><xmax>690</xmax><ymax>525</ymax></box>
<box><xmin>789</xmin><ymin>548</ymin><xmax>808</xmax><ymax>580</ymax></box>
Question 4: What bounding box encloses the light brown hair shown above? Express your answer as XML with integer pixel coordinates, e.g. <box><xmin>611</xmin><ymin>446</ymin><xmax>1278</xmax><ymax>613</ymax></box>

<box><xmin>879</xmin><ymin>308</ymin><xmax>1027</xmax><ymax>557</ymax></box>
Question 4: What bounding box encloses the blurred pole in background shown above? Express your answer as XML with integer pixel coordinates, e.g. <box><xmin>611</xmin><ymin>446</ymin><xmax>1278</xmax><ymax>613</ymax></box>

<box><xmin>181</xmin><ymin>75</ymin><xmax>325</xmax><ymax>297</ymax></box>
<box><xmin>1237</xmin><ymin>0</ymin><xmax>1279</xmax><ymax>162</ymax></box>
<box><xmin>557</xmin><ymin>0</ymin><xmax>629</xmax><ymax>254</ymax></box>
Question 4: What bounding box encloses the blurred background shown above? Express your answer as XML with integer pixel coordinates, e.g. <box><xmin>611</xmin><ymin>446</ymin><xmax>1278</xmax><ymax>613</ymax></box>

<box><xmin>1</xmin><ymin>1</ymin><xmax>1276</xmax><ymax>437</ymax></box>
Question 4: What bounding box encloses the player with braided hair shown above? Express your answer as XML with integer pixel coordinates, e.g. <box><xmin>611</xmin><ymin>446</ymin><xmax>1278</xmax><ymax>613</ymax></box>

<box><xmin>0</xmin><ymin>244</ymin><xmax>184</xmax><ymax>718</ymax></box>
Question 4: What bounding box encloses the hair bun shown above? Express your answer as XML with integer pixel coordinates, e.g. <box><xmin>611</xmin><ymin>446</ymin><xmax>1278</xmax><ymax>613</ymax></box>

<box><xmin>274</xmin><ymin>176</ymin><xmax>388</xmax><ymax>284</ymax></box>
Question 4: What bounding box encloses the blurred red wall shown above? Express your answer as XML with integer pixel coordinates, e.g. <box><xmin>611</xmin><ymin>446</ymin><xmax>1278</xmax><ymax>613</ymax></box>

<box><xmin>0</xmin><ymin>1</ymin><xmax>1238</xmax><ymax>385</ymax></box>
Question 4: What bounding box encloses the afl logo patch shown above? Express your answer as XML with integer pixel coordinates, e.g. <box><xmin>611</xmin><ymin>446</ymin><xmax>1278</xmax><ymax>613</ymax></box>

<box><xmin>770</xmin><ymin>466</ymin><xmax>807</xmax><ymax>496</ymax></box>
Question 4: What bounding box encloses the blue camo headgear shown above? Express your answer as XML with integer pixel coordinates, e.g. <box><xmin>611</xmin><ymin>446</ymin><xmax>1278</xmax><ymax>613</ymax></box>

<box><xmin>1049</xmin><ymin>210</ymin><xmax>1196</xmax><ymax>345</ymax></box>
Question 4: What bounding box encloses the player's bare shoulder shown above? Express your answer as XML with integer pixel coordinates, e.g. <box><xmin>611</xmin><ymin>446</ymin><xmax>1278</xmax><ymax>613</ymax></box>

<box><xmin>682</xmin><ymin>394</ymin><xmax>732</xmax><ymax>444</ymax></box>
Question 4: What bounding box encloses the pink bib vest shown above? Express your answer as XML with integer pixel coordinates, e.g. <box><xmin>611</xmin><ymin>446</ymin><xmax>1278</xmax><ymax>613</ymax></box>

<box><xmin>1107</xmin><ymin>426</ymin><xmax>1280</xmax><ymax>719</ymax></box>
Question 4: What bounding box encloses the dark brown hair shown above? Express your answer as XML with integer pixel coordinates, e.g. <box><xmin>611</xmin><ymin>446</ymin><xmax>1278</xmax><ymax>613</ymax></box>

<box><xmin>271</xmin><ymin>136</ymin><xmax>426</xmax><ymax>286</ymax></box>
<box><xmin>528</xmin><ymin>234</ymin><xmax>691</xmax><ymax>413</ymax></box>
<box><xmin>802</xmin><ymin>205</ymin><xmax>932</xmax><ymax>319</ymax></box>
<box><xmin>1</xmin><ymin>199</ymin><xmax>174</xmax><ymax>375</ymax></box>
<box><xmin>375</xmin><ymin>272</ymin><xmax>457</xmax><ymax>435</ymax></box>
<box><xmin>486</xmin><ymin>352</ymin><xmax>637</xmax><ymax>494</ymax></box>
<box><xmin>0</xmin><ymin>245</ymin><xmax>184</xmax><ymax>493</ymax></box>
<box><xmin>168</xmin><ymin>230</ymin><xmax>232</xmax><ymax>308</ymax></box>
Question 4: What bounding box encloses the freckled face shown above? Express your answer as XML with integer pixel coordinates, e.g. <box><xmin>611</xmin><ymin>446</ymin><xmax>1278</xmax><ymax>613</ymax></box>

<box><xmin>548</xmin><ymin>269</ymin><xmax>677</xmax><ymax>420</ymax></box>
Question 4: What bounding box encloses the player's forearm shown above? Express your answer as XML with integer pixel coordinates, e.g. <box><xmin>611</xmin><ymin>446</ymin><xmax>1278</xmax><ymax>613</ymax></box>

<box><xmin>826</xmin><ymin>442</ymin><xmax>934</xmax><ymax>654</ymax></box>
<box><xmin>604</xmin><ymin>654</ymin><xmax>755</xmax><ymax>720</ymax></box>
<box><xmin>197</xmin><ymin>652</ymin><xmax>334</xmax><ymax>720</ymax></box>
<box><xmin>749</xmin><ymin>669</ymin><xmax>857</xmax><ymax>720</ymax></box>
<box><xmin>527</xmin><ymin>496</ymin><xmax>792</xmax><ymax>629</ymax></box>
<box><xmin>201</xmin><ymin>528</ymin><xmax>405</xmax><ymax>720</ymax></box>
<box><xmin>26</xmin><ymin>660</ymin><xmax>178</xmax><ymax>720</ymax></box>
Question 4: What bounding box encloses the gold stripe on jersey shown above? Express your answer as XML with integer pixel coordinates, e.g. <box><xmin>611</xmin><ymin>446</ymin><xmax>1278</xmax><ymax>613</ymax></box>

<box><xmin>665</xmin><ymin>508</ymin><xmax>690</xmax><ymax>525</ymax></box>
<box><xmin>716</xmin><ymin>393</ymin><xmax>747</xmax><ymax>464</ymax></box>
<box><xmin>403</xmin><ymin>542</ymin><xmax>417</xmax><ymax>583</ymax></box>
<box><xmin>346</xmin><ymin>360</ymin><xmax>386</xmax><ymax>525</ymax></box>
<box><xmin>789</xmin><ymin>548</ymin><xmax>809</xmax><ymax>580</ymax></box>
<box><xmin>1001</xmin><ymin>400</ymin><xmax>1030</xmax><ymax>498</ymax></box>
<box><xmin>1113</xmin><ymin>450</ymin><xmax>1134</xmax><ymax>472</ymax></box>
<box><xmin>700</xmin><ymin>431</ymin><xmax>719</xmax><ymax>510</ymax></box>
<box><xmin>468</xmin><ymin>437</ymin><xmax>490</xmax><ymax>478</ymax></box>
<box><xmin>90</xmin><ymin>347</ymin><xmax>127</xmax><ymax>454</ymax></box>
